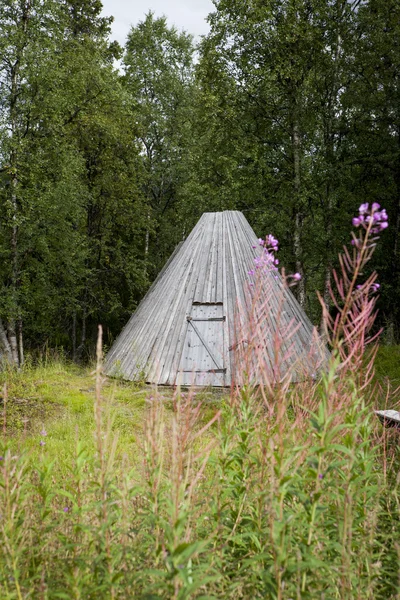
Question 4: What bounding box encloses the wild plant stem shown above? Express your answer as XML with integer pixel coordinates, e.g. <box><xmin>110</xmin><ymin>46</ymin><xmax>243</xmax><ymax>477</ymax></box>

<box><xmin>333</xmin><ymin>219</ymin><xmax>374</xmax><ymax>347</ymax></box>
<box><xmin>3</xmin><ymin>383</ymin><xmax>7</xmax><ymax>439</ymax></box>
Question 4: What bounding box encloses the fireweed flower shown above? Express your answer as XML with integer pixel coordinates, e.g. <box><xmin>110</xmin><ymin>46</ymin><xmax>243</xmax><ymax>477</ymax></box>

<box><xmin>352</xmin><ymin>205</ymin><xmax>388</xmax><ymax>294</ymax></box>
<box><xmin>40</xmin><ymin>440</ymin><xmax>45</xmax><ymax>447</ymax></box>
<box><xmin>40</xmin><ymin>429</ymin><xmax>47</xmax><ymax>437</ymax></box>
<box><xmin>249</xmin><ymin>234</ymin><xmax>301</xmax><ymax>283</ymax></box>
<box><xmin>352</xmin><ymin>202</ymin><xmax>388</xmax><ymax>234</ymax></box>
<box><xmin>63</xmin><ymin>507</ymin><xmax>69</xmax><ymax>513</ymax></box>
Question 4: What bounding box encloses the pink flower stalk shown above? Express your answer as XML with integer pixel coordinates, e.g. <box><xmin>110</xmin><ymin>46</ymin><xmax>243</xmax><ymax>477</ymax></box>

<box><xmin>249</xmin><ymin>233</ymin><xmax>301</xmax><ymax>284</ymax></box>
<box><xmin>320</xmin><ymin>205</ymin><xmax>389</xmax><ymax>390</ymax></box>
<box><xmin>352</xmin><ymin>202</ymin><xmax>388</xmax><ymax>234</ymax></box>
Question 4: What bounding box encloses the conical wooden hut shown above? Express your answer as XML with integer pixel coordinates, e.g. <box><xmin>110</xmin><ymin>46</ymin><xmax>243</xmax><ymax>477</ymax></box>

<box><xmin>104</xmin><ymin>211</ymin><xmax>326</xmax><ymax>386</ymax></box>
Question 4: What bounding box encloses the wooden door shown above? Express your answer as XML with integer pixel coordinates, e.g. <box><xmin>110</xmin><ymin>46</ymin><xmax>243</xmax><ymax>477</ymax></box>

<box><xmin>179</xmin><ymin>303</ymin><xmax>226</xmax><ymax>386</ymax></box>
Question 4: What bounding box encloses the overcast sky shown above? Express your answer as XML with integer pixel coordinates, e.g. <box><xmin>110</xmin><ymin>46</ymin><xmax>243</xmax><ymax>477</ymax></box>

<box><xmin>101</xmin><ymin>0</ymin><xmax>215</xmax><ymax>47</ymax></box>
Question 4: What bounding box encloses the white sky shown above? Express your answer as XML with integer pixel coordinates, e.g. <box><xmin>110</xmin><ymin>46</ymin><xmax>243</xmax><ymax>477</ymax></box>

<box><xmin>101</xmin><ymin>0</ymin><xmax>215</xmax><ymax>46</ymax></box>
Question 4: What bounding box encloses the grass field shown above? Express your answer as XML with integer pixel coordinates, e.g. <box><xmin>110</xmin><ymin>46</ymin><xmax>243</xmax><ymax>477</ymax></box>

<box><xmin>1</xmin><ymin>345</ymin><xmax>399</xmax><ymax>450</ymax></box>
<box><xmin>0</xmin><ymin>358</ymin><xmax>224</xmax><ymax>482</ymax></box>
<box><xmin>0</xmin><ymin>347</ymin><xmax>399</xmax><ymax>599</ymax></box>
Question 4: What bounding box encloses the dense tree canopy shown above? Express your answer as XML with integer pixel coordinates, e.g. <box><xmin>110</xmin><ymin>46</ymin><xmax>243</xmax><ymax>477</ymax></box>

<box><xmin>0</xmin><ymin>0</ymin><xmax>399</xmax><ymax>362</ymax></box>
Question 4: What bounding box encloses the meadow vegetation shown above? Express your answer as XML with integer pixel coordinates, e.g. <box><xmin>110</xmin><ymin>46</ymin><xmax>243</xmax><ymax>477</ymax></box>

<box><xmin>0</xmin><ymin>347</ymin><xmax>399</xmax><ymax>599</ymax></box>
<box><xmin>1</xmin><ymin>204</ymin><xmax>400</xmax><ymax>599</ymax></box>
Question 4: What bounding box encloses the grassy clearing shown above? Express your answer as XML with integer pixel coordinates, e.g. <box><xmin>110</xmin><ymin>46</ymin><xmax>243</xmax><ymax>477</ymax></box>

<box><xmin>0</xmin><ymin>360</ymin><xmax>223</xmax><ymax>478</ymax></box>
<box><xmin>0</xmin><ymin>347</ymin><xmax>399</xmax><ymax>599</ymax></box>
<box><xmin>1</xmin><ymin>344</ymin><xmax>398</xmax><ymax>443</ymax></box>
<box><xmin>2</xmin><ymin>187</ymin><xmax>399</xmax><ymax>599</ymax></box>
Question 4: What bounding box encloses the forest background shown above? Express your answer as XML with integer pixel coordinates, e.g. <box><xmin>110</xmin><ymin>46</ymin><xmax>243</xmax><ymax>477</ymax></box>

<box><xmin>0</xmin><ymin>0</ymin><xmax>399</xmax><ymax>366</ymax></box>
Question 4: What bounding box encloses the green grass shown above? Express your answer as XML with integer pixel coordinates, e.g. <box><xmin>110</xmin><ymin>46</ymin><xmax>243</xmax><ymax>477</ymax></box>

<box><xmin>1</xmin><ymin>352</ymin><xmax>400</xmax><ymax>599</ymax></box>
<box><xmin>0</xmin><ymin>359</ymin><xmax>222</xmax><ymax>477</ymax></box>
<box><xmin>0</xmin><ymin>344</ymin><xmax>397</xmax><ymax>442</ymax></box>
<box><xmin>374</xmin><ymin>345</ymin><xmax>400</xmax><ymax>390</ymax></box>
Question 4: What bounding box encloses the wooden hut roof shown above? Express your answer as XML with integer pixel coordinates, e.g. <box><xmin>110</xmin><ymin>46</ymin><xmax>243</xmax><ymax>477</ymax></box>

<box><xmin>104</xmin><ymin>211</ymin><xmax>326</xmax><ymax>386</ymax></box>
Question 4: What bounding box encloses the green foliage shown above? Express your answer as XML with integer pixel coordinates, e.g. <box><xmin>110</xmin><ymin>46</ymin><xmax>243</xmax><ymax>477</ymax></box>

<box><xmin>123</xmin><ymin>12</ymin><xmax>197</xmax><ymax>275</ymax></box>
<box><xmin>0</xmin><ymin>0</ymin><xmax>149</xmax><ymax>361</ymax></box>
<box><xmin>374</xmin><ymin>345</ymin><xmax>400</xmax><ymax>390</ymax></box>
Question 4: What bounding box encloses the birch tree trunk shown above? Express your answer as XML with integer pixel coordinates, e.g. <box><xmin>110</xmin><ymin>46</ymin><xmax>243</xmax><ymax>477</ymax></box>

<box><xmin>7</xmin><ymin>321</ymin><xmax>19</xmax><ymax>365</ymax></box>
<box><xmin>0</xmin><ymin>318</ymin><xmax>12</xmax><ymax>364</ymax></box>
<box><xmin>72</xmin><ymin>311</ymin><xmax>77</xmax><ymax>361</ymax></box>
<box><xmin>18</xmin><ymin>318</ymin><xmax>24</xmax><ymax>366</ymax></box>
<box><xmin>387</xmin><ymin>127</ymin><xmax>400</xmax><ymax>343</ymax></box>
<box><xmin>5</xmin><ymin>0</ymin><xmax>32</xmax><ymax>368</ymax></box>
<box><xmin>8</xmin><ymin>65</ymin><xmax>21</xmax><ymax>367</ymax></box>
<box><xmin>292</xmin><ymin>119</ymin><xmax>306</xmax><ymax>307</ymax></box>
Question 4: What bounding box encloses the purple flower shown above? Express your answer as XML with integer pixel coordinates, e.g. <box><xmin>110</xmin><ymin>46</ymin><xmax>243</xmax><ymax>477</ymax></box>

<box><xmin>352</xmin><ymin>204</ymin><xmax>388</xmax><ymax>236</ymax></box>
<box><xmin>248</xmin><ymin>269</ymin><xmax>255</xmax><ymax>276</ymax></box>
<box><xmin>0</xmin><ymin>456</ymin><xmax>3</xmax><ymax>461</ymax></box>
<box><xmin>266</xmin><ymin>234</ymin><xmax>279</xmax><ymax>250</ymax></box>
<box><xmin>40</xmin><ymin>429</ymin><xmax>47</xmax><ymax>437</ymax></box>
<box><xmin>258</xmin><ymin>238</ymin><xmax>265</xmax><ymax>246</ymax></box>
<box><xmin>293</xmin><ymin>273</ymin><xmax>302</xmax><ymax>281</ymax></box>
<box><xmin>40</xmin><ymin>440</ymin><xmax>45</xmax><ymax>447</ymax></box>
<box><xmin>373</xmin><ymin>211</ymin><xmax>381</xmax><ymax>222</ymax></box>
<box><xmin>63</xmin><ymin>507</ymin><xmax>69</xmax><ymax>513</ymax></box>
<box><xmin>318</xmin><ymin>473</ymin><xmax>323</xmax><ymax>480</ymax></box>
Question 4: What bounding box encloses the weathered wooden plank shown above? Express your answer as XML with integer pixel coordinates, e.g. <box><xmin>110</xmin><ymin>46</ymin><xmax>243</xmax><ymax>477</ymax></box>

<box><xmin>104</xmin><ymin>210</ymin><xmax>327</xmax><ymax>386</ymax></box>
<box><xmin>375</xmin><ymin>410</ymin><xmax>400</xmax><ymax>428</ymax></box>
